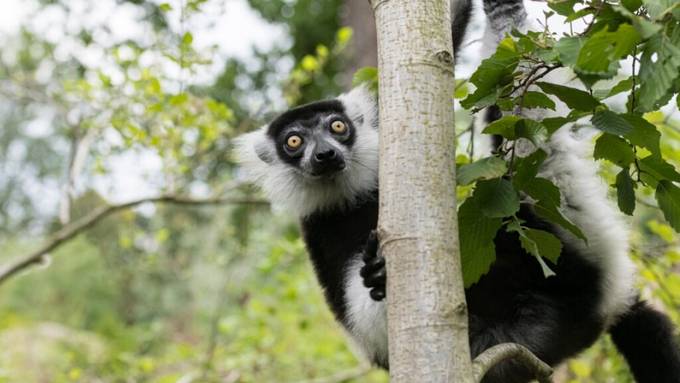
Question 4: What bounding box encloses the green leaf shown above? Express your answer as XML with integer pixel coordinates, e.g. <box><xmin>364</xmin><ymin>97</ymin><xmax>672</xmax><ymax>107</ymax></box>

<box><xmin>474</xmin><ymin>178</ymin><xmax>520</xmax><ymax>218</ymax></box>
<box><xmin>523</xmin><ymin>228</ymin><xmax>563</xmax><ymax>264</ymax></box>
<box><xmin>637</xmin><ymin>30</ymin><xmax>680</xmax><ymax>112</ymax></box>
<box><xmin>591</xmin><ymin>110</ymin><xmax>633</xmax><ymax>135</ymax></box>
<box><xmin>506</xmin><ymin>221</ymin><xmax>560</xmax><ymax>277</ymax></box>
<box><xmin>459</xmin><ymin>197</ymin><xmax>503</xmax><ymax>287</ymax></box>
<box><xmin>522</xmin><ymin>177</ymin><xmax>562</xmax><ymax>207</ymax></box>
<box><xmin>639</xmin><ymin>156</ymin><xmax>680</xmax><ymax>186</ymax></box>
<box><xmin>593</xmin><ymin>133</ymin><xmax>635</xmax><ymax>166</ymax></box>
<box><xmin>622</xmin><ymin>114</ymin><xmax>661</xmax><ymax>155</ymax></box>
<box><xmin>606</xmin><ymin>78</ymin><xmax>634</xmax><ymax>99</ymax></box>
<box><xmin>483</xmin><ymin>117</ymin><xmax>547</xmax><ymax>145</ymax></box>
<box><xmin>483</xmin><ymin>115</ymin><xmax>522</xmax><ymax>137</ymax></box>
<box><xmin>514</xmin><ymin>149</ymin><xmax>548</xmax><ymax>187</ymax></box>
<box><xmin>516</xmin><ymin>91</ymin><xmax>556</xmax><ymax>110</ymax></box>
<box><xmin>616</xmin><ymin>169</ymin><xmax>636</xmax><ymax>215</ymax></box>
<box><xmin>656</xmin><ymin>181</ymin><xmax>680</xmax><ymax>233</ymax></box>
<box><xmin>555</xmin><ymin>37</ymin><xmax>584</xmax><ymax>67</ymax></box>
<box><xmin>536</xmin><ymin>82</ymin><xmax>601</xmax><ymax>111</ymax></box>
<box><xmin>352</xmin><ymin>66</ymin><xmax>378</xmax><ymax>92</ymax></box>
<box><xmin>462</xmin><ymin>37</ymin><xmax>520</xmax><ymax>110</ymax></box>
<box><xmin>621</xmin><ymin>0</ymin><xmax>642</xmax><ymax>12</ymax></box>
<box><xmin>576</xmin><ymin>24</ymin><xmax>640</xmax><ymax>75</ymax></box>
<box><xmin>643</xmin><ymin>0</ymin><xmax>677</xmax><ymax>19</ymax></box>
<box><xmin>534</xmin><ymin>201</ymin><xmax>587</xmax><ymax>242</ymax></box>
<box><xmin>515</xmin><ymin>119</ymin><xmax>549</xmax><ymax>146</ymax></box>
<box><xmin>548</xmin><ymin>0</ymin><xmax>578</xmax><ymax>16</ymax></box>
<box><xmin>457</xmin><ymin>157</ymin><xmax>508</xmax><ymax>185</ymax></box>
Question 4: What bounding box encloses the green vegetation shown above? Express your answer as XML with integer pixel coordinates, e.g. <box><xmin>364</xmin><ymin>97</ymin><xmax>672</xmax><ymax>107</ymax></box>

<box><xmin>0</xmin><ymin>0</ymin><xmax>679</xmax><ymax>381</ymax></box>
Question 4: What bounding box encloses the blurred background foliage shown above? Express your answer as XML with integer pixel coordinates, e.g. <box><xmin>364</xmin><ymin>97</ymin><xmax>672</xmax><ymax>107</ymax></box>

<box><xmin>0</xmin><ymin>0</ymin><xmax>678</xmax><ymax>382</ymax></box>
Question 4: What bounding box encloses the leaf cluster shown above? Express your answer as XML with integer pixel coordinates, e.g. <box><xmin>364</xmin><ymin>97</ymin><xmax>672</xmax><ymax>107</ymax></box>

<box><xmin>458</xmin><ymin>0</ymin><xmax>680</xmax><ymax>286</ymax></box>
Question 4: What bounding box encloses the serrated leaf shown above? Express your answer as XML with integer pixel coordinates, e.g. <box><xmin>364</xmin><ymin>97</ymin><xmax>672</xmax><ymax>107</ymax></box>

<box><xmin>591</xmin><ymin>110</ymin><xmax>633</xmax><ymax>135</ymax></box>
<box><xmin>556</xmin><ymin>37</ymin><xmax>584</xmax><ymax>67</ymax></box>
<box><xmin>506</xmin><ymin>222</ymin><xmax>560</xmax><ymax>277</ymax></box>
<box><xmin>522</xmin><ymin>177</ymin><xmax>562</xmax><ymax>207</ymax></box>
<box><xmin>603</xmin><ymin>78</ymin><xmax>634</xmax><ymax>99</ymax></box>
<box><xmin>656</xmin><ymin>181</ymin><xmax>680</xmax><ymax>233</ymax></box>
<box><xmin>483</xmin><ymin>115</ymin><xmax>522</xmax><ymax>136</ymax></box>
<box><xmin>534</xmin><ymin>201</ymin><xmax>587</xmax><ymax>242</ymax></box>
<box><xmin>474</xmin><ymin>178</ymin><xmax>520</xmax><ymax>218</ymax></box>
<box><xmin>457</xmin><ymin>157</ymin><xmax>508</xmax><ymax>185</ymax></box>
<box><xmin>639</xmin><ymin>156</ymin><xmax>680</xmax><ymax>186</ymax></box>
<box><xmin>622</xmin><ymin>114</ymin><xmax>661</xmax><ymax>155</ymax></box>
<box><xmin>462</xmin><ymin>37</ymin><xmax>520</xmax><ymax>110</ymax></box>
<box><xmin>548</xmin><ymin>0</ymin><xmax>578</xmax><ymax>16</ymax></box>
<box><xmin>514</xmin><ymin>149</ymin><xmax>548</xmax><ymax>187</ymax></box>
<box><xmin>536</xmin><ymin>82</ymin><xmax>601</xmax><ymax>111</ymax></box>
<box><xmin>459</xmin><ymin>197</ymin><xmax>503</xmax><ymax>287</ymax></box>
<box><xmin>576</xmin><ymin>24</ymin><xmax>640</xmax><ymax>75</ymax></box>
<box><xmin>524</xmin><ymin>228</ymin><xmax>563</xmax><ymax>264</ymax></box>
<box><xmin>637</xmin><ymin>30</ymin><xmax>680</xmax><ymax>112</ymax></box>
<box><xmin>516</xmin><ymin>91</ymin><xmax>556</xmax><ymax>110</ymax></box>
<box><xmin>594</xmin><ymin>133</ymin><xmax>635</xmax><ymax>166</ymax></box>
<box><xmin>616</xmin><ymin>169</ymin><xmax>636</xmax><ymax>215</ymax></box>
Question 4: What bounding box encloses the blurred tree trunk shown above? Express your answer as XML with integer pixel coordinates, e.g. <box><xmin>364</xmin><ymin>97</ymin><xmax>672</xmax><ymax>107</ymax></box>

<box><xmin>342</xmin><ymin>0</ymin><xmax>377</xmax><ymax>82</ymax></box>
<box><xmin>371</xmin><ymin>0</ymin><xmax>473</xmax><ymax>381</ymax></box>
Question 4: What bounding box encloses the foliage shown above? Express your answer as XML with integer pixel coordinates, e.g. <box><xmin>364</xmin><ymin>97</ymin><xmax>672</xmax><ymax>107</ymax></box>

<box><xmin>457</xmin><ymin>0</ymin><xmax>680</xmax><ymax>287</ymax></box>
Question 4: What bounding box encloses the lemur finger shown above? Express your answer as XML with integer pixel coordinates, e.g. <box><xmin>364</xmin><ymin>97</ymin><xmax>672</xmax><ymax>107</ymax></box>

<box><xmin>361</xmin><ymin>254</ymin><xmax>385</xmax><ymax>275</ymax></box>
<box><xmin>370</xmin><ymin>288</ymin><xmax>385</xmax><ymax>301</ymax></box>
<box><xmin>362</xmin><ymin>230</ymin><xmax>379</xmax><ymax>262</ymax></box>
<box><xmin>362</xmin><ymin>268</ymin><xmax>386</xmax><ymax>288</ymax></box>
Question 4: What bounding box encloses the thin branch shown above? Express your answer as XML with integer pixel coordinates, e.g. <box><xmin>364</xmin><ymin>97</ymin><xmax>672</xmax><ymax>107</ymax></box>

<box><xmin>472</xmin><ymin>343</ymin><xmax>553</xmax><ymax>383</ymax></box>
<box><xmin>0</xmin><ymin>194</ymin><xmax>268</xmax><ymax>285</ymax></box>
<box><xmin>292</xmin><ymin>364</ymin><xmax>373</xmax><ymax>383</ymax></box>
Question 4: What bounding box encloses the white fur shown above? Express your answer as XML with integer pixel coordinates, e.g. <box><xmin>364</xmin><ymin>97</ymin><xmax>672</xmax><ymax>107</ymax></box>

<box><xmin>234</xmin><ymin>86</ymin><xmax>379</xmax><ymax>217</ymax></box>
<box><xmin>539</xmin><ymin>126</ymin><xmax>637</xmax><ymax>321</ymax></box>
<box><xmin>343</xmin><ymin>256</ymin><xmax>388</xmax><ymax>366</ymax></box>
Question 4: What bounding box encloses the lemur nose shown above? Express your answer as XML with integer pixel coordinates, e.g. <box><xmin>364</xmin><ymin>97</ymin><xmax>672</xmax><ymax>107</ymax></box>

<box><xmin>314</xmin><ymin>149</ymin><xmax>337</xmax><ymax>162</ymax></box>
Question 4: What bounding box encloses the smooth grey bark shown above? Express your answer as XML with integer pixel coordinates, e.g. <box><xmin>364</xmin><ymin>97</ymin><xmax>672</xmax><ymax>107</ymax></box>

<box><xmin>371</xmin><ymin>0</ymin><xmax>473</xmax><ymax>381</ymax></box>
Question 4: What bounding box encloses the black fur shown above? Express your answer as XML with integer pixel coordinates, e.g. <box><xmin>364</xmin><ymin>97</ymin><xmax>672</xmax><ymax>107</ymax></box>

<box><xmin>301</xmin><ymin>193</ymin><xmax>379</xmax><ymax>322</ymax></box>
<box><xmin>315</xmin><ymin>199</ymin><xmax>606</xmax><ymax>379</ymax></box>
<box><xmin>610</xmin><ymin>301</ymin><xmax>680</xmax><ymax>383</ymax></box>
<box><xmin>452</xmin><ymin>0</ymin><xmax>473</xmax><ymax>54</ymax></box>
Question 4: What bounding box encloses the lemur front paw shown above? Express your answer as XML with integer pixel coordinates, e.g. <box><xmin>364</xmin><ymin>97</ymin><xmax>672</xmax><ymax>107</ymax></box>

<box><xmin>360</xmin><ymin>230</ymin><xmax>386</xmax><ymax>301</ymax></box>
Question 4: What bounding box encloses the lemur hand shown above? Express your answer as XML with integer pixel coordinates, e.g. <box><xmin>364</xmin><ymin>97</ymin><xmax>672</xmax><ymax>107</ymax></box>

<box><xmin>360</xmin><ymin>230</ymin><xmax>386</xmax><ymax>301</ymax></box>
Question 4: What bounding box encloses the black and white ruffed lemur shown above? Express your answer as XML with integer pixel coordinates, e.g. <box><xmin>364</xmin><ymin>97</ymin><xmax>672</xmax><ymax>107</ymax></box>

<box><xmin>235</xmin><ymin>0</ymin><xmax>680</xmax><ymax>382</ymax></box>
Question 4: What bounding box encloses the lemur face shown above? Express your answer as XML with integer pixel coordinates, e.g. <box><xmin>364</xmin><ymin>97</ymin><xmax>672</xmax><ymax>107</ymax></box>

<box><xmin>266</xmin><ymin>100</ymin><xmax>356</xmax><ymax>179</ymax></box>
<box><xmin>235</xmin><ymin>86</ymin><xmax>378</xmax><ymax>215</ymax></box>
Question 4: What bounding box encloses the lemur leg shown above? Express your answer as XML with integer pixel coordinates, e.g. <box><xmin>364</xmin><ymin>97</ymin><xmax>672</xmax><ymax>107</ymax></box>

<box><xmin>360</xmin><ymin>230</ymin><xmax>386</xmax><ymax>301</ymax></box>
<box><xmin>468</xmin><ymin>294</ymin><xmax>602</xmax><ymax>383</ymax></box>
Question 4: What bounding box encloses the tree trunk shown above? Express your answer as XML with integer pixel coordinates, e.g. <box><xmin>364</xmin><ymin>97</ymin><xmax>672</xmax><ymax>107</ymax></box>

<box><xmin>371</xmin><ymin>0</ymin><xmax>473</xmax><ymax>381</ymax></box>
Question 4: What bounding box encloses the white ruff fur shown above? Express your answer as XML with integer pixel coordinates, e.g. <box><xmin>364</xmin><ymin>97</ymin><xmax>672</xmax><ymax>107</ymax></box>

<box><xmin>344</xmin><ymin>256</ymin><xmax>388</xmax><ymax>366</ymax></box>
<box><xmin>475</xmin><ymin>8</ymin><xmax>638</xmax><ymax>322</ymax></box>
<box><xmin>234</xmin><ymin>86</ymin><xmax>378</xmax><ymax>217</ymax></box>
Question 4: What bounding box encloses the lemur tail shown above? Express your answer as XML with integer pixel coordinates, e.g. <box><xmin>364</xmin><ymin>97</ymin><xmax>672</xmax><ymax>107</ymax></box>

<box><xmin>609</xmin><ymin>300</ymin><xmax>680</xmax><ymax>383</ymax></box>
<box><xmin>451</xmin><ymin>0</ymin><xmax>473</xmax><ymax>54</ymax></box>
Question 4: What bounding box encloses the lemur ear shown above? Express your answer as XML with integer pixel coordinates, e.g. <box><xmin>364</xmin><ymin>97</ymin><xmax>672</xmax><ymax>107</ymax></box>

<box><xmin>234</xmin><ymin>126</ymin><xmax>274</xmax><ymax>165</ymax></box>
<box><xmin>254</xmin><ymin>137</ymin><xmax>274</xmax><ymax>163</ymax></box>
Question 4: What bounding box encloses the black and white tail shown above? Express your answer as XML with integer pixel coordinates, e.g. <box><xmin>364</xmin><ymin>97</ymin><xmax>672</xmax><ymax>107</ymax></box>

<box><xmin>610</xmin><ymin>301</ymin><xmax>680</xmax><ymax>383</ymax></box>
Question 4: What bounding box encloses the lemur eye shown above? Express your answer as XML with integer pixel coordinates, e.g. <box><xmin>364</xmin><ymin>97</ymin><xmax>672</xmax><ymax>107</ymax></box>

<box><xmin>331</xmin><ymin>120</ymin><xmax>347</xmax><ymax>134</ymax></box>
<box><xmin>286</xmin><ymin>135</ymin><xmax>303</xmax><ymax>149</ymax></box>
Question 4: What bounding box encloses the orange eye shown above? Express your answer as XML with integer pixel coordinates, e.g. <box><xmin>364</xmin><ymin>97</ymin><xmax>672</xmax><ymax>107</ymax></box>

<box><xmin>331</xmin><ymin>120</ymin><xmax>346</xmax><ymax>134</ymax></box>
<box><xmin>286</xmin><ymin>135</ymin><xmax>303</xmax><ymax>149</ymax></box>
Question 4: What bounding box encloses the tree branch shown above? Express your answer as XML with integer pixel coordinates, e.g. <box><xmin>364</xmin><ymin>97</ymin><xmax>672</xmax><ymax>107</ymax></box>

<box><xmin>292</xmin><ymin>364</ymin><xmax>372</xmax><ymax>383</ymax></box>
<box><xmin>0</xmin><ymin>194</ymin><xmax>268</xmax><ymax>285</ymax></box>
<box><xmin>472</xmin><ymin>343</ymin><xmax>553</xmax><ymax>383</ymax></box>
